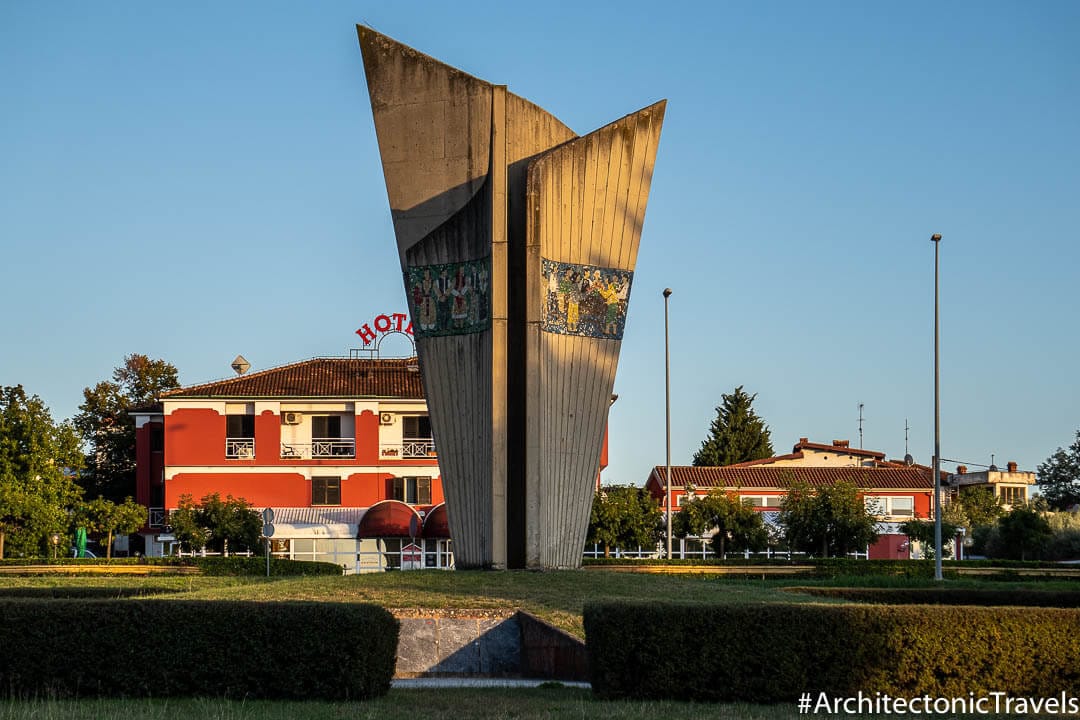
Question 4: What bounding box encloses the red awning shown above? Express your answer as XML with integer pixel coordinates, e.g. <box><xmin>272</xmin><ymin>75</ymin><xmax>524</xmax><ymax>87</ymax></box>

<box><xmin>357</xmin><ymin>500</ymin><xmax>424</xmax><ymax>538</ymax></box>
<box><xmin>422</xmin><ymin>503</ymin><xmax>450</xmax><ymax>539</ymax></box>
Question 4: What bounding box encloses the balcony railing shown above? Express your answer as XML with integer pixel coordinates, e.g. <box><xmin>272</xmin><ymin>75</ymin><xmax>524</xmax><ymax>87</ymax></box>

<box><xmin>280</xmin><ymin>438</ymin><xmax>356</xmax><ymax>459</ymax></box>
<box><xmin>149</xmin><ymin>507</ymin><xmax>166</xmax><ymax>529</ymax></box>
<box><xmin>225</xmin><ymin>438</ymin><xmax>255</xmax><ymax>459</ymax></box>
<box><xmin>380</xmin><ymin>438</ymin><xmax>436</xmax><ymax>459</ymax></box>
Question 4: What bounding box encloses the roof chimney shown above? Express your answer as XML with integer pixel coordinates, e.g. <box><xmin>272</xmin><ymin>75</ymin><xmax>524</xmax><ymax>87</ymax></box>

<box><xmin>1007</xmin><ymin>461</ymin><xmax>1017</xmax><ymax>473</ymax></box>
<box><xmin>957</xmin><ymin>465</ymin><xmax>966</xmax><ymax>475</ymax></box>
<box><xmin>833</xmin><ymin>440</ymin><xmax>849</xmax><ymax>448</ymax></box>
<box><xmin>799</xmin><ymin>437</ymin><xmax>808</xmax><ymax>445</ymax></box>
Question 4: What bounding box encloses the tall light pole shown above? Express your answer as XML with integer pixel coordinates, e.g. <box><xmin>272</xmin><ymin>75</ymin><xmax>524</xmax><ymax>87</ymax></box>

<box><xmin>931</xmin><ymin>233</ymin><xmax>943</xmax><ymax>581</ymax></box>
<box><xmin>663</xmin><ymin>287</ymin><xmax>673</xmax><ymax>560</ymax></box>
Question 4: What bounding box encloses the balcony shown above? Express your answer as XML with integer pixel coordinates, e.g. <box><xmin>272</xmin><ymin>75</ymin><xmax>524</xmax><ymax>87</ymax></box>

<box><xmin>148</xmin><ymin>507</ymin><xmax>166</xmax><ymax>529</ymax></box>
<box><xmin>380</xmin><ymin>438</ymin><xmax>437</xmax><ymax>459</ymax></box>
<box><xmin>280</xmin><ymin>438</ymin><xmax>356</xmax><ymax>459</ymax></box>
<box><xmin>225</xmin><ymin>438</ymin><xmax>255</xmax><ymax>459</ymax></box>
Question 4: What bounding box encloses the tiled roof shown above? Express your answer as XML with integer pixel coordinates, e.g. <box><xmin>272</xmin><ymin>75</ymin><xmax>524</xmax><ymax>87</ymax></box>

<box><xmin>649</xmin><ymin>465</ymin><xmax>933</xmax><ymax>490</ymax></box>
<box><xmin>791</xmin><ymin>440</ymin><xmax>885</xmax><ymax>459</ymax></box>
<box><xmin>162</xmin><ymin>357</ymin><xmax>425</xmax><ymax>400</ymax></box>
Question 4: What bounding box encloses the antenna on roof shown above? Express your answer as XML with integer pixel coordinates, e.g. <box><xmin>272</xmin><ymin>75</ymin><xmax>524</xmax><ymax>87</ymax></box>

<box><xmin>903</xmin><ymin>419</ymin><xmax>913</xmax><ymax>466</ymax></box>
<box><xmin>231</xmin><ymin>355</ymin><xmax>251</xmax><ymax>375</ymax></box>
<box><xmin>857</xmin><ymin>402</ymin><xmax>865</xmax><ymax>449</ymax></box>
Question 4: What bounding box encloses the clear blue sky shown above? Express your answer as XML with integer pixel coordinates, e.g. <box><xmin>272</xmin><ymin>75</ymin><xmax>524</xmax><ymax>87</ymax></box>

<box><xmin>3</xmin><ymin>1</ymin><xmax>1078</xmax><ymax>486</ymax></box>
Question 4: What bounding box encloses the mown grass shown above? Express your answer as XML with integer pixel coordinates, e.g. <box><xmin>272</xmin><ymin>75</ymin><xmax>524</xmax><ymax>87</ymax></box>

<box><xmin>0</xmin><ymin>687</ymin><xmax>1033</xmax><ymax>720</ymax></box>
<box><xmin>4</xmin><ymin>570</ymin><xmax>1079</xmax><ymax>637</ymax></box>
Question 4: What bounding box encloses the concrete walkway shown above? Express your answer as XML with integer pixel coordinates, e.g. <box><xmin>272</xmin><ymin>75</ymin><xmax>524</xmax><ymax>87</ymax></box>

<box><xmin>393</xmin><ymin>678</ymin><xmax>590</xmax><ymax>689</ymax></box>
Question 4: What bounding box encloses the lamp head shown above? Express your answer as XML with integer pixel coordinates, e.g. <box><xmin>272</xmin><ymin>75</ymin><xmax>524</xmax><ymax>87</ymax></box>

<box><xmin>930</xmin><ymin>233</ymin><xmax>942</xmax><ymax>242</ymax></box>
<box><xmin>663</xmin><ymin>288</ymin><xmax>672</xmax><ymax>298</ymax></box>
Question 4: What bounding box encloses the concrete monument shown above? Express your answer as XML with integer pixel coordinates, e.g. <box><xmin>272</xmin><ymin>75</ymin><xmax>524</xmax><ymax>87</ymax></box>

<box><xmin>358</xmin><ymin>27</ymin><xmax>665</xmax><ymax>568</ymax></box>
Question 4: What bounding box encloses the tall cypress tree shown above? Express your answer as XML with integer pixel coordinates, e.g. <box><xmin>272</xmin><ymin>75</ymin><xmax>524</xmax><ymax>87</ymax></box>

<box><xmin>692</xmin><ymin>386</ymin><xmax>774</xmax><ymax>466</ymax></box>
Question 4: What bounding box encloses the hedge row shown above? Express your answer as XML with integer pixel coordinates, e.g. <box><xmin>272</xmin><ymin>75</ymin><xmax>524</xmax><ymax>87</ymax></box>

<box><xmin>191</xmin><ymin>557</ymin><xmax>344</xmax><ymax>576</ymax></box>
<box><xmin>784</xmin><ymin>587</ymin><xmax>1080</xmax><ymax>607</ymax></box>
<box><xmin>0</xmin><ymin>586</ymin><xmax>183</xmax><ymax>600</ymax></box>
<box><xmin>585</xmin><ymin>601</ymin><xmax>1080</xmax><ymax>702</ymax></box>
<box><xmin>0</xmin><ymin>600</ymin><xmax>397</xmax><ymax>699</ymax></box>
<box><xmin>0</xmin><ymin>557</ymin><xmax>344</xmax><ymax>576</ymax></box>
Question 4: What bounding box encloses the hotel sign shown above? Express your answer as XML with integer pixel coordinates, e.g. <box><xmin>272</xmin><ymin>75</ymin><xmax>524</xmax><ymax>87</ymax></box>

<box><xmin>355</xmin><ymin>312</ymin><xmax>414</xmax><ymax>346</ymax></box>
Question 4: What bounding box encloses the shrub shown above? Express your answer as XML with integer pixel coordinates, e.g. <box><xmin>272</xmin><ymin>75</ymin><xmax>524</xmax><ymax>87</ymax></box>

<box><xmin>193</xmin><ymin>556</ymin><xmax>343</xmax><ymax>576</ymax></box>
<box><xmin>585</xmin><ymin>602</ymin><xmax>1080</xmax><ymax>702</ymax></box>
<box><xmin>782</xmin><ymin>587</ymin><xmax>1080</xmax><ymax>607</ymax></box>
<box><xmin>0</xmin><ymin>600</ymin><xmax>397</xmax><ymax>699</ymax></box>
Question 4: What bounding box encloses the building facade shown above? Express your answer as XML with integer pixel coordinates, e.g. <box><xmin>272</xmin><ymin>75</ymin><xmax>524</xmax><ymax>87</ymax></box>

<box><xmin>645</xmin><ymin>439</ymin><xmax>937</xmax><ymax>560</ymax></box>
<box><xmin>132</xmin><ymin>356</ymin><xmax>450</xmax><ymax>571</ymax></box>
<box><xmin>947</xmin><ymin>461</ymin><xmax>1035</xmax><ymax>509</ymax></box>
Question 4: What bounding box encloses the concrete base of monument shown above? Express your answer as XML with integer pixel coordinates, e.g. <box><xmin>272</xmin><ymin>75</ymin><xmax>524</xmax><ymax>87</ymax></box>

<box><xmin>392</xmin><ymin>609</ymin><xmax>588</xmax><ymax>682</ymax></box>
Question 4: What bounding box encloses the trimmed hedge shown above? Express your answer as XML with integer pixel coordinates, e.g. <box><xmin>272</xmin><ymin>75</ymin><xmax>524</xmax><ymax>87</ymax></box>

<box><xmin>0</xmin><ymin>600</ymin><xmax>398</xmax><ymax>699</ymax></box>
<box><xmin>192</xmin><ymin>557</ymin><xmax>344</xmax><ymax>576</ymax></box>
<box><xmin>0</xmin><ymin>557</ymin><xmax>344</xmax><ymax>576</ymax></box>
<box><xmin>585</xmin><ymin>601</ymin><xmax>1080</xmax><ymax>702</ymax></box>
<box><xmin>784</xmin><ymin>587</ymin><xmax>1080</xmax><ymax>607</ymax></box>
<box><xmin>0</xmin><ymin>586</ymin><xmax>183</xmax><ymax>600</ymax></box>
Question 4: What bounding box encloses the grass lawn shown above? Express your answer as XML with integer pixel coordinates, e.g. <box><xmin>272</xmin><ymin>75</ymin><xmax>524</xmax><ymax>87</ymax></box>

<box><xmin>0</xmin><ymin>687</ymin><xmax>1036</xmax><ymax>720</ymax></box>
<box><xmin>0</xmin><ymin>570</ymin><xmax>816</xmax><ymax>637</ymax></box>
<box><xmin>3</xmin><ymin>569</ymin><xmax>1077</xmax><ymax>636</ymax></box>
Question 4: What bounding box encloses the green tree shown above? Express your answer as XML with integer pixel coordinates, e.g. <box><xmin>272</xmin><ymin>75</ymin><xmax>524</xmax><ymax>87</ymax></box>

<box><xmin>955</xmin><ymin>486</ymin><xmax>1004</xmax><ymax>529</ymax></box>
<box><xmin>692</xmin><ymin>386</ymin><xmax>774</xmax><ymax>466</ymax></box>
<box><xmin>1037</xmin><ymin>430</ymin><xmax>1080</xmax><ymax>511</ymax></box>
<box><xmin>997</xmin><ymin>503</ymin><xmax>1053</xmax><ymax>561</ymax></box>
<box><xmin>74</xmin><ymin>354</ymin><xmax>179</xmax><ymax>503</ymax></box>
<box><xmin>674</xmin><ymin>490</ymin><xmax>768</xmax><ymax>558</ymax></box>
<box><xmin>587</xmin><ymin>485</ymin><xmax>662</xmax><ymax>557</ymax></box>
<box><xmin>168</xmin><ymin>493</ymin><xmax>261</xmax><ymax>554</ymax></box>
<box><xmin>77</xmin><ymin>496</ymin><xmax>147</xmax><ymax>560</ymax></box>
<box><xmin>899</xmin><ymin>518</ymin><xmax>963</xmax><ymax>559</ymax></box>
<box><xmin>0</xmin><ymin>386</ymin><xmax>84</xmax><ymax>558</ymax></box>
<box><xmin>778</xmin><ymin>480</ymin><xmax>879</xmax><ymax>558</ymax></box>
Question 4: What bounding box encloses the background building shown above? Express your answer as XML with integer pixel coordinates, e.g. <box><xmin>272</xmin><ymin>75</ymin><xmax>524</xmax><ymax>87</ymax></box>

<box><xmin>645</xmin><ymin>438</ymin><xmax>937</xmax><ymax>560</ymax></box>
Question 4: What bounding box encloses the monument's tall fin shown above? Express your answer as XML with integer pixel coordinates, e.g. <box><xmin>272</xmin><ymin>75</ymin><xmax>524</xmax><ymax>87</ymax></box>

<box><xmin>358</xmin><ymin>27</ymin><xmax>664</xmax><ymax>569</ymax></box>
<box><xmin>358</xmin><ymin>26</ymin><xmax>493</xmax><ymax>260</ymax></box>
<box><xmin>524</xmin><ymin>101</ymin><xmax>666</xmax><ymax>568</ymax></box>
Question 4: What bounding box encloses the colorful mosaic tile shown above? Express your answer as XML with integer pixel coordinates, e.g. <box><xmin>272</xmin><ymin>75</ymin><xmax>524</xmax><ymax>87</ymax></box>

<box><xmin>541</xmin><ymin>259</ymin><xmax>633</xmax><ymax>340</ymax></box>
<box><xmin>404</xmin><ymin>257</ymin><xmax>492</xmax><ymax>338</ymax></box>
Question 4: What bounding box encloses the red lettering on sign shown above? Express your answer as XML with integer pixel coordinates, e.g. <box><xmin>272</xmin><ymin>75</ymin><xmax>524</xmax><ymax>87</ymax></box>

<box><xmin>355</xmin><ymin>324</ymin><xmax>376</xmax><ymax>345</ymax></box>
<box><xmin>355</xmin><ymin>313</ymin><xmax>415</xmax><ymax>342</ymax></box>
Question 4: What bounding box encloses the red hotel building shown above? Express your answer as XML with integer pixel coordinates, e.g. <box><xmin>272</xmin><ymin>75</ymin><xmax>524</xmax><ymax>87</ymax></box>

<box><xmin>132</xmin><ymin>356</ymin><xmax>450</xmax><ymax>571</ymax></box>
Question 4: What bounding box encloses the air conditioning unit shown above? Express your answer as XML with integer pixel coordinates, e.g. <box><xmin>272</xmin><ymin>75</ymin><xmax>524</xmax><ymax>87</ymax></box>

<box><xmin>379</xmin><ymin>412</ymin><xmax>393</xmax><ymax>425</ymax></box>
<box><xmin>237</xmin><ymin>447</ymin><xmax>254</xmax><ymax>459</ymax></box>
<box><xmin>282</xmin><ymin>412</ymin><xmax>302</xmax><ymax>425</ymax></box>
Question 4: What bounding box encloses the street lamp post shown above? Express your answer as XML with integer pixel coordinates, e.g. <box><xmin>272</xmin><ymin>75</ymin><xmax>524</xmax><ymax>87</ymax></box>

<box><xmin>931</xmin><ymin>233</ymin><xmax>943</xmax><ymax>581</ymax></box>
<box><xmin>663</xmin><ymin>288</ymin><xmax>673</xmax><ymax>560</ymax></box>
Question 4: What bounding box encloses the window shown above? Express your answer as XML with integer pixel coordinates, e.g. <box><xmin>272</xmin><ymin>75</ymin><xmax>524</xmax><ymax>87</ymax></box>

<box><xmin>226</xmin><ymin>414</ymin><xmax>255</xmax><ymax>438</ymax></box>
<box><xmin>225</xmin><ymin>414</ymin><xmax>255</xmax><ymax>458</ymax></box>
<box><xmin>864</xmin><ymin>496</ymin><xmax>914</xmax><ymax>517</ymax></box>
<box><xmin>403</xmin><ymin>415</ymin><xmax>431</xmax><ymax>439</ymax></box>
<box><xmin>890</xmin><ymin>497</ymin><xmax>914</xmax><ymax>517</ymax></box>
<box><xmin>312</xmin><ymin>476</ymin><xmax>341</xmax><ymax>506</ymax></box>
<box><xmin>150</xmin><ymin>427</ymin><xmax>164</xmax><ymax>452</ymax></box>
<box><xmin>999</xmin><ymin>486</ymin><xmax>1026</xmax><ymax>505</ymax></box>
<box><xmin>392</xmin><ymin>476</ymin><xmax>431</xmax><ymax>505</ymax></box>
<box><xmin>312</xmin><ymin>415</ymin><xmax>342</xmax><ymax>439</ymax></box>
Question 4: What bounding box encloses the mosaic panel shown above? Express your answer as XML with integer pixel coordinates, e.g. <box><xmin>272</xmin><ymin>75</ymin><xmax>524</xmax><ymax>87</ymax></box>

<box><xmin>541</xmin><ymin>259</ymin><xmax>633</xmax><ymax>340</ymax></box>
<box><xmin>404</xmin><ymin>257</ymin><xmax>492</xmax><ymax>338</ymax></box>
